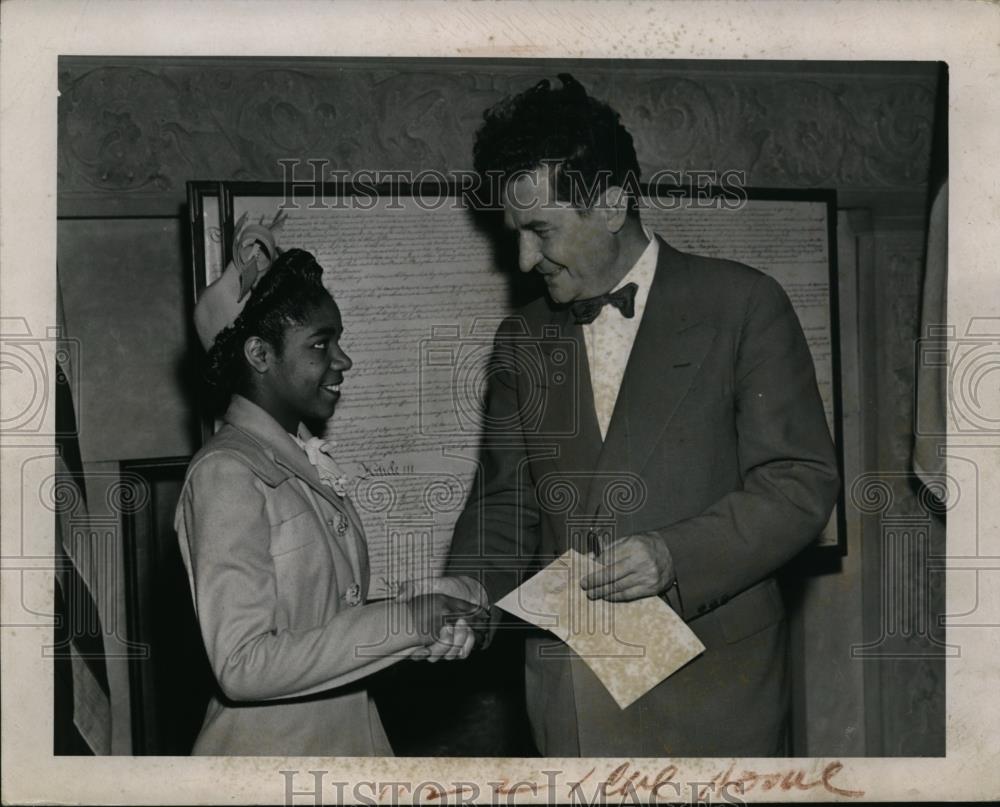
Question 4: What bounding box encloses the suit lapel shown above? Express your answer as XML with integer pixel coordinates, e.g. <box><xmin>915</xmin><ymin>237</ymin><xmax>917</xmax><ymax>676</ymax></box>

<box><xmin>273</xmin><ymin>424</ymin><xmax>370</xmax><ymax>591</ymax></box>
<box><xmin>339</xmin><ymin>494</ymin><xmax>370</xmax><ymax>587</ymax></box>
<box><xmin>591</xmin><ymin>238</ymin><xmax>717</xmax><ymax>516</ymax></box>
<box><xmin>281</xmin><ymin>426</ymin><xmax>370</xmax><ymax>569</ymax></box>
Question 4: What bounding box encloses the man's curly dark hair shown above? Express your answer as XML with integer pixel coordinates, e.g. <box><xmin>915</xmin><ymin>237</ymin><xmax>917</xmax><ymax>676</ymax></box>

<box><xmin>472</xmin><ymin>73</ymin><xmax>641</xmax><ymax>210</ymax></box>
<box><xmin>203</xmin><ymin>248</ymin><xmax>329</xmax><ymax>397</ymax></box>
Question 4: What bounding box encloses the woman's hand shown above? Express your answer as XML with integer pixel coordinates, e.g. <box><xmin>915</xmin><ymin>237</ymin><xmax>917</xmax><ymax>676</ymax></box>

<box><xmin>403</xmin><ymin>594</ymin><xmax>487</xmax><ymax>663</ymax></box>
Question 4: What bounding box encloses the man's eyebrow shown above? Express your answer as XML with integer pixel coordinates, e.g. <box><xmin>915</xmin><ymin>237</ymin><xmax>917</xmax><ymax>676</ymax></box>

<box><xmin>507</xmin><ymin>219</ymin><xmax>554</xmax><ymax>230</ymax></box>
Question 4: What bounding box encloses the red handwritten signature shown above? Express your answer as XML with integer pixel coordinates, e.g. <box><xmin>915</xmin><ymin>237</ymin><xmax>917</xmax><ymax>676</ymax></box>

<box><xmin>589</xmin><ymin>760</ymin><xmax>865</xmax><ymax>799</ymax></box>
<box><xmin>424</xmin><ymin>760</ymin><xmax>864</xmax><ymax>801</ymax></box>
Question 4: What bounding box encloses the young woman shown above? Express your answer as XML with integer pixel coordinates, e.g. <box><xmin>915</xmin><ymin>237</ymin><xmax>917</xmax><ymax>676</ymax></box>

<box><xmin>176</xmin><ymin>244</ymin><xmax>478</xmax><ymax>755</ymax></box>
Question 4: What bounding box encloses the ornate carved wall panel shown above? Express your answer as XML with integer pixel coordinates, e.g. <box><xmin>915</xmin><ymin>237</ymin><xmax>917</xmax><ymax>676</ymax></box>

<box><xmin>58</xmin><ymin>58</ymin><xmax>937</xmax><ymax>216</ymax></box>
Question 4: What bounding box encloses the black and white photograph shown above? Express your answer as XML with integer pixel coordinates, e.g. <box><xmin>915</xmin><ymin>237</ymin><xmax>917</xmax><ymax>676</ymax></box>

<box><xmin>1</xmin><ymin>1</ymin><xmax>998</xmax><ymax>804</ymax></box>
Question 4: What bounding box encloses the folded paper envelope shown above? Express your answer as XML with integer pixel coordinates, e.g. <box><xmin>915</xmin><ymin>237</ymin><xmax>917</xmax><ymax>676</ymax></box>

<box><xmin>496</xmin><ymin>549</ymin><xmax>705</xmax><ymax>709</ymax></box>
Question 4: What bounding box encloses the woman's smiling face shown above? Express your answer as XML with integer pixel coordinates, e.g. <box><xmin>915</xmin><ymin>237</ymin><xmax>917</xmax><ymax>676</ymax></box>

<box><xmin>259</xmin><ymin>294</ymin><xmax>353</xmax><ymax>430</ymax></box>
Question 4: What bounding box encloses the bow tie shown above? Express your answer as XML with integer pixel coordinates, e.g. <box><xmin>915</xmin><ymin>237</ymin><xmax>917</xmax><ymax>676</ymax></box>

<box><xmin>569</xmin><ymin>282</ymin><xmax>638</xmax><ymax>325</ymax></box>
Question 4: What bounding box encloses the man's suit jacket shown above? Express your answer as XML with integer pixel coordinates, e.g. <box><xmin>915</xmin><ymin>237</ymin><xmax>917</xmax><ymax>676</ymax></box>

<box><xmin>447</xmin><ymin>236</ymin><xmax>840</xmax><ymax>757</ymax></box>
<box><xmin>174</xmin><ymin>394</ymin><xmax>416</xmax><ymax>755</ymax></box>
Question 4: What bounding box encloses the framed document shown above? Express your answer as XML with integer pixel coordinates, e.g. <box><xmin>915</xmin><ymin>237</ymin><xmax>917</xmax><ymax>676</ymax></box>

<box><xmin>187</xmin><ymin>180</ymin><xmax>847</xmax><ymax>595</ymax></box>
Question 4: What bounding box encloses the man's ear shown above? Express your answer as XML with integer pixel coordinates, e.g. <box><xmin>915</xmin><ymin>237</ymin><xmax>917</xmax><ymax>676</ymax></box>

<box><xmin>601</xmin><ymin>185</ymin><xmax>629</xmax><ymax>234</ymax></box>
<box><xmin>243</xmin><ymin>335</ymin><xmax>271</xmax><ymax>375</ymax></box>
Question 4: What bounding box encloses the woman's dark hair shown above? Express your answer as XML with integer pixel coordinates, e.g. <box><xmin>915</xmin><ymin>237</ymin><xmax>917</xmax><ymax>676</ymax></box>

<box><xmin>472</xmin><ymin>73</ymin><xmax>641</xmax><ymax>210</ymax></box>
<box><xmin>203</xmin><ymin>248</ymin><xmax>329</xmax><ymax>398</ymax></box>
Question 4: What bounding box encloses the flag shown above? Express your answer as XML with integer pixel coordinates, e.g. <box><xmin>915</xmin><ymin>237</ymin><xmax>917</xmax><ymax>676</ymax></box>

<box><xmin>54</xmin><ymin>281</ymin><xmax>112</xmax><ymax>755</ymax></box>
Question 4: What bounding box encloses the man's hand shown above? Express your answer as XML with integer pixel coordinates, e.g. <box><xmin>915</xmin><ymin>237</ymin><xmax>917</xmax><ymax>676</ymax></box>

<box><xmin>579</xmin><ymin>532</ymin><xmax>676</xmax><ymax>602</ymax></box>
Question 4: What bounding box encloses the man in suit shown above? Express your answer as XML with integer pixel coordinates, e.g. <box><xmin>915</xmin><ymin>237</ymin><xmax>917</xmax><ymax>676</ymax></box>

<box><xmin>437</xmin><ymin>74</ymin><xmax>840</xmax><ymax>757</ymax></box>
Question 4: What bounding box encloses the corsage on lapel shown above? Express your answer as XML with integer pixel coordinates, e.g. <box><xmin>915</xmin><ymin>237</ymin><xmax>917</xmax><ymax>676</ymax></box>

<box><xmin>294</xmin><ymin>435</ymin><xmax>353</xmax><ymax>498</ymax></box>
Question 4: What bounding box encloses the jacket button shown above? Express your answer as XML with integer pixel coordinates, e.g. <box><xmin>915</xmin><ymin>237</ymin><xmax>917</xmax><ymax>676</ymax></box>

<box><xmin>345</xmin><ymin>583</ymin><xmax>362</xmax><ymax>606</ymax></box>
<box><xmin>326</xmin><ymin>518</ymin><xmax>335</xmax><ymax>526</ymax></box>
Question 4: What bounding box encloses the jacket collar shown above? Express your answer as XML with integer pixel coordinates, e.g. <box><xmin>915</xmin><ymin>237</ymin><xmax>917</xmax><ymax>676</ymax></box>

<box><xmin>222</xmin><ymin>395</ymin><xmax>357</xmax><ymax>516</ymax></box>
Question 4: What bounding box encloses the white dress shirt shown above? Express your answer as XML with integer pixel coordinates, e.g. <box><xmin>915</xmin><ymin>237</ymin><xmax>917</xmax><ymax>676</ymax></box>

<box><xmin>582</xmin><ymin>230</ymin><xmax>659</xmax><ymax>440</ymax></box>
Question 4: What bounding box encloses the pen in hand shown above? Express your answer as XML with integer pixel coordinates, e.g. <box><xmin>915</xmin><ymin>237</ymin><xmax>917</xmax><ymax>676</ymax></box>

<box><xmin>587</xmin><ymin>504</ymin><xmax>612</xmax><ymax>559</ymax></box>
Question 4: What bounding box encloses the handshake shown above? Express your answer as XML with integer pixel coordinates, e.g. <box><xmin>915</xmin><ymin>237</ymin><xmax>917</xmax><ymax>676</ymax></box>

<box><xmin>396</xmin><ymin>576</ymin><xmax>491</xmax><ymax>663</ymax></box>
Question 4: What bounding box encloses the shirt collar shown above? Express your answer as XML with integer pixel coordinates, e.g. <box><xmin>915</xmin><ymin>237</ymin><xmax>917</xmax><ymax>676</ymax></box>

<box><xmin>611</xmin><ymin>225</ymin><xmax>658</xmax><ymax>298</ymax></box>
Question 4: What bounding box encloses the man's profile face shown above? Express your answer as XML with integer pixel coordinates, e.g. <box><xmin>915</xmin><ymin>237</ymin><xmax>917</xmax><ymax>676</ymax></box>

<box><xmin>503</xmin><ymin>165</ymin><xmax>619</xmax><ymax>304</ymax></box>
